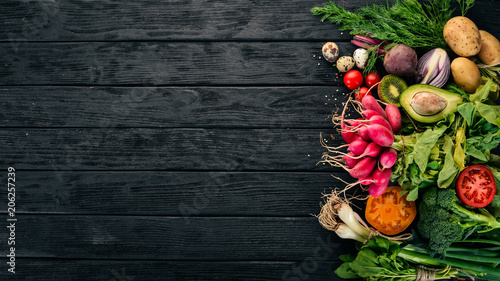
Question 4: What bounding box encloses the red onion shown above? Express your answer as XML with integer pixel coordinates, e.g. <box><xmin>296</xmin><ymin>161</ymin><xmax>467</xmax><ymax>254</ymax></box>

<box><xmin>417</xmin><ymin>48</ymin><xmax>451</xmax><ymax>88</ymax></box>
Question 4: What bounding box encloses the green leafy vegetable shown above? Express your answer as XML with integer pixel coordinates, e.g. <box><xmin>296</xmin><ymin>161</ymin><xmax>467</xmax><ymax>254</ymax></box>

<box><xmin>437</xmin><ymin>135</ymin><xmax>459</xmax><ymax>188</ymax></box>
<box><xmin>311</xmin><ymin>0</ymin><xmax>474</xmax><ymax>50</ymax></box>
<box><xmin>390</xmin><ymin>78</ymin><xmax>500</xmax><ymax>199</ymax></box>
<box><xmin>418</xmin><ymin>187</ymin><xmax>500</xmax><ymax>254</ymax></box>
<box><xmin>414</xmin><ymin>125</ymin><xmax>447</xmax><ymax>172</ymax></box>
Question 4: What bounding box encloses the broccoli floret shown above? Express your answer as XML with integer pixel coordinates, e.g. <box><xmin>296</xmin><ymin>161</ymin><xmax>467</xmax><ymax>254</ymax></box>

<box><xmin>435</xmin><ymin>188</ymin><xmax>458</xmax><ymax>210</ymax></box>
<box><xmin>418</xmin><ymin>199</ymin><xmax>464</xmax><ymax>254</ymax></box>
<box><xmin>417</xmin><ymin>187</ymin><xmax>500</xmax><ymax>254</ymax></box>
<box><xmin>421</xmin><ymin>186</ymin><xmax>438</xmax><ymax>206</ymax></box>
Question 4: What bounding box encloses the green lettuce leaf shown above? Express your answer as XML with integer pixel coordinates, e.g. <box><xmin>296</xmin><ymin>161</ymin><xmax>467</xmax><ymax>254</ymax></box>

<box><xmin>414</xmin><ymin>125</ymin><xmax>447</xmax><ymax>172</ymax></box>
<box><xmin>437</xmin><ymin>135</ymin><xmax>458</xmax><ymax>188</ymax></box>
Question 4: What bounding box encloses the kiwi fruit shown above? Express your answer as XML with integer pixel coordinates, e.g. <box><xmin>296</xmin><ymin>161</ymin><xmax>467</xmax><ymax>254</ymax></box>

<box><xmin>377</xmin><ymin>75</ymin><xmax>408</xmax><ymax>107</ymax></box>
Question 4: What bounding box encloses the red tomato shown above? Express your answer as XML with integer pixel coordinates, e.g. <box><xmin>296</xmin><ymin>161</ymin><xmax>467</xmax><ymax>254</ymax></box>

<box><xmin>344</xmin><ymin>70</ymin><xmax>363</xmax><ymax>90</ymax></box>
<box><xmin>456</xmin><ymin>165</ymin><xmax>497</xmax><ymax>208</ymax></box>
<box><xmin>365</xmin><ymin>73</ymin><xmax>381</xmax><ymax>88</ymax></box>
<box><xmin>355</xmin><ymin>87</ymin><xmax>372</xmax><ymax>102</ymax></box>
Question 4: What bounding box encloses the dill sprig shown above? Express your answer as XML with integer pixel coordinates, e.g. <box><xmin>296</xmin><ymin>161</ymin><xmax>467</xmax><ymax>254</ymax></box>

<box><xmin>311</xmin><ymin>0</ymin><xmax>474</xmax><ymax>50</ymax></box>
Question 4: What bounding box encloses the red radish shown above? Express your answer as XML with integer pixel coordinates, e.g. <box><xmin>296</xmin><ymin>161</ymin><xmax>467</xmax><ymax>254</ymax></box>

<box><xmin>369</xmin><ymin>115</ymin><xmax>393</xmax><ymax>132</ymax></box>
<box><xmin>367</xmin><ymin>124</ymin><xmax>394</xmax><ymax>147</ymax></box>
<box><xmin>344</xmin><ymin>152</ymin><xmax>361</xmax><ymax>168</ymax></box>
<box><xmin>359</xmin><ymin>176</ymin><xmax>373</xmax><ymax>186</ymax></box>
<box><xmin>340</xmin><ymin>175</ymin><xmax>374</xmax><ymax>191</ymax></box>
<box><xmin>371</xmin><ymin>168</ymin><xmax>392</xmax><ymax>187</ymax></box>
<box><xmin>385</xmin><ymin>104</ymin><xmax>402</xmax><ymax>133</ymax></box>
<box><xmin>349</xmin><ymin>142</ymin><xmax>383</xmax><ymax>159</ymax></box>
<box><xmin>349</xmin><ymin>139</ymin><xmax>369</xmax><ymax>156</ymax></box>
<box><xmin>345</xmin><ymin>118</ymin><xmax>367</xmax><ymax>128</ymax></box>
<box><xmin>362</xmin><ymin>109</ymin><xmax>380</xmax><ymax>119</ymax></box>
<box><xmin>369</xmin><ymin>181</ymin><xmax>389</xmax><ymax>197</ymax></box>
<box><xmin>341</xmin><ymin>122</ymin><xmax>358</xmax><ymax>143</ymax></box>
<box><xmin>379</xmin><ymin>147</ymin><xmax>398</xmax><ymax>169</ymax></box>
<box><xmin>340</xmin><ymin>98</ymin><xmax>359</xmax><ymax>143</ymax></box>
<box><xmin>361</xmin><ymin>95</ymin><xmax>387</xmax><ymax>119</ymax></box>
<box><xmin>349</xmin><ymin>157</ymin><xmax>377</xmax><ymax>178</ymax></box>
<box><xmin>358</xmin><ymin>125</ymin><xmax>370</xmax><ymax>141</ymax></box>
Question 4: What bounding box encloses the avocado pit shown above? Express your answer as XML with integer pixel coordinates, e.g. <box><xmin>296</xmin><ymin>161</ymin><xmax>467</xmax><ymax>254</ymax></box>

<box><xmin>399</xmin><ymin>84</ymin><xmax>463</xmax><ymax>123</ymax></box>
<box><xmin>410</xmin><ymin>92</ymin><xmax>448</xmax><ymax>116</ymax></box>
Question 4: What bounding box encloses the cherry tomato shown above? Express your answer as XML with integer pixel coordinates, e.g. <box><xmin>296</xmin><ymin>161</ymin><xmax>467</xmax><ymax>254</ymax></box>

<box><xmin>365</xmin><ymin>73</ymin><xmax>381</xmax><ymax>88</ymax></box>
<box><xmin>365</xmin><ymin>186</ymin><xmax>417</xmax><ymax>236</ymax></box>
<box><xmin>456</xmin><ymin>165</ymin><xmax>497</xmax><ymax>208</ymax></box>
<box><xmin>355</xmin><ymin>87</ymin><xmax>372</xmax><ymax>102</ymax></box>
<box><xmin>343</xmin><ymin>70</ymin><xmax>363</xmax><ymax>90</ymax></box>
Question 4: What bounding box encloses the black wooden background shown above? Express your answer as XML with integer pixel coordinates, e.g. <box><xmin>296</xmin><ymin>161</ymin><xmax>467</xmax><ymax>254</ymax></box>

<box><xmin>0</xmin><ymin>0</ymin><xmax>499</xmax><ymax>280</ymax></box>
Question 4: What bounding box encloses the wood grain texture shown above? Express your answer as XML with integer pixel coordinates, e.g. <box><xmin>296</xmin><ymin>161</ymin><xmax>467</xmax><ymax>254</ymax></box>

<box><xmin>12</xmin><ymin>171</ymin><xmax>350</xmax><ymax>216</ymax></box>
<box><xmin>0</xmin><ymin>259</ymin><xmax>339</xmax><ymax>281</ymax></box>
<box><xmin>1</xmin><ymin>0</ymin><xmax>496</xmax><ymax>43</ymax></box>
<box><xmin>0</xmin><ymin>216</ymin><xmax>354</xmax><ymax>261</ymax></box>
<box><xmin>0</xmin><ymin>0</ymin><xmax>382</xmax><ymax>42</ymax></box>
<box><xmin>2</xmin><ymin>0</ymin><xmax>498</xmax><ymax>280</ymax></box>
<box><xmin>0</xmin><ymin>86</ymin><xmax>350</xmax><ymax>128</ymax></box>
<box><xmin>0</xmin><ymin>41</ymin><xmax>354</xmax><ymax>86</ymax></box>
<box><xmin>0</xmin><ymin>128</ymin><xmax>342</xmax><ymax>171</ymax></box>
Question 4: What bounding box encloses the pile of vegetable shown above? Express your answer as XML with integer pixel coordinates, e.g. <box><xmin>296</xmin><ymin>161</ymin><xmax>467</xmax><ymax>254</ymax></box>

<box><xmin>312</xmin><ymin>0</ymin><xmax>500</xmax><ymax>280</ymax></box>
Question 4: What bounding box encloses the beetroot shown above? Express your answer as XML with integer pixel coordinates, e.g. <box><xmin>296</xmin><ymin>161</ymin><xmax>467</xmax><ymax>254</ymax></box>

<box><xmin>383</xmin><ymin>44</ymin><xmax>418</xmax><ymax>76</ymax></box>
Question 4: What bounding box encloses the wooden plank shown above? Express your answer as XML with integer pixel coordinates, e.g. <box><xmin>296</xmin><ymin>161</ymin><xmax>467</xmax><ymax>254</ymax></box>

<box><xmin>0</xmin><ymin>42</ymin><xmax>354</xmax><ymax>86</ymax></box>
<box><xmin>1</xmin><ymin>0</ymin><xmax>497</xmax><ymax>43</ymax></box>
<box><xmin>0</xmin><ymin>215</ymin><xmax>354</xmax><ymax>261</ymax></box>
<box><xmin>12</xmin><ymin>171</ymin><xmax>350</xmax><ymax>216</ymax></box>
<box><xmin>0</xmin><ymin>259</ymin><xmax>339</xmax><ymax>281</ymax></box>
<box><xmin>0</xmin><ymin>0</ymin><xmax>382</xmax><ymax>42</ymax></box>
<box><xmin>0</xmin><ymin>86</ymin><xmax>350</xmax><ymax>128</ymax></box>
<box><xmin>0</xmin><ymin>128</ymin><xmax>342</xmax><ymax>171</ymax></box>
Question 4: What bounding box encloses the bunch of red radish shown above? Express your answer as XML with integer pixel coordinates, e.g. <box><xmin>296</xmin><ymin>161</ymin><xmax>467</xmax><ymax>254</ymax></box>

<box><xmin>332</xmin><ymin>95</ymin><xmax>401</xmax><ymax>197</ymax></box>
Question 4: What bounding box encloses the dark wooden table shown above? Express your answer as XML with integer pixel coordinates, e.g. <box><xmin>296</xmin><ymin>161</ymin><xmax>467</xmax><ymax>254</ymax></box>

<box><xmin>0</xmin><ymin>0</ymin><xmax>498</xmax><ymax>280</ymax></box>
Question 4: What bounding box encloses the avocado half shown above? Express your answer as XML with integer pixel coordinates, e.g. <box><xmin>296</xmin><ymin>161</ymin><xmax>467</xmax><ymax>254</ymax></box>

<box><xmin>399</xmin><ymin>84</ymin><xmax>463</xmax><ymax>123</ymax></box>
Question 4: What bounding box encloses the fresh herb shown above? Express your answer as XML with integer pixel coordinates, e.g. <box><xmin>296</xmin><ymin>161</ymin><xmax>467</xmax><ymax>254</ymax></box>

<box><xmin>311</xmin><ymin>0</ymin><xmax>475</xmax><ymax>74</ymax></box>
<box><xmin>335</xmin><ymin>236</ymin><xmax>460</xmax><ymax>281</ymax></box>
<box><xmin>318</xmin><ymin>192</ymin><xmax>500</xmax><ymax>281</ymax></box>
<box><xmin>311</xmin><ymin>0</ymin><xmax>474</xmax><ymax>50</ymax></box>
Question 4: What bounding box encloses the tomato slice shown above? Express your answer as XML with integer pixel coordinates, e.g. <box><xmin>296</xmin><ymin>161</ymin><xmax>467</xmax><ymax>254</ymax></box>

<box><xmin>365</xmin><ymin>186</ymin><xmax>416</xmax><ymax>235</ymax></box>
<box><xmin>456</xmin><ymin>165</ymin><xmax>497</xmax><ymax>208</ymax></box>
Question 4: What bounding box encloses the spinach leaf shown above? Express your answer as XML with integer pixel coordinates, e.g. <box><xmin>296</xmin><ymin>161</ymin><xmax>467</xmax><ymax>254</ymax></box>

<box><xmin>334</xmin><ymin>262</ymin><xmax>360</xmax><ymax>279</ymax></box>
<box><xmin>437</xmin><ymin>135</ymin><xmax>458</xmax><ymax>188</ymax></box>
<box><xmin>414</xmin><ymin>125</ymin><xmax>447</xmax><ymax>172</ymax></box>
<box><xmin>458</xmin><ymin>102</ymin><xmax>476</xmax><ymax>126</ymax></box>
<box><xmin>476</xmin><ymin>102</ymin><xmax>500</xmax><ymax>127</ymax></box>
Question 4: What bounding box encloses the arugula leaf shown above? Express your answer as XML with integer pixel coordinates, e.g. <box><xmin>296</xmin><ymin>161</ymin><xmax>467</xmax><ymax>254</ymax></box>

<box><xmin>414</xmin><ymin>125</ymin><xmax>447</xmax><ymax>172</ymax></box>
<box><xmin>437</xmin><ymin>135</ymin><xmax>459</xmax><ymax>188</ymax></box>
<box><xmin>470</xmin><ymin>79</ymin><xmax>493</xmax><ymax>102</ymax></box>
<box><xmin>476</xmin><ymin>102</ymin><xmax>500</xmax><ymax>127</ymax></box>
<box><xmin>454</xmin><ymin>123</ymin><xmax>466</xmax><ymax>171</ymax></box>
<box><xmin>334</xmin><ymin>262</ymin><xmax>360</xmax><ymax>279</ymax></box>
<box><xmin>457</xmin><ymin>102</ymin><xmax>476</xmax><ymax>126</ymax></box>
<box><xmin>406</xmin><ymin>186</ymin><xmax>420</xmax><ymax>201</ymax></box>
<box><xmin>466</xmin><ymin>146</ymin><xmax>489</xmax><ymax>162</ymax></box>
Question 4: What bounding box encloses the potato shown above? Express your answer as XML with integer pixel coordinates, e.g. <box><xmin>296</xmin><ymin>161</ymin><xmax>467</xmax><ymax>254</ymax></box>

<box><xmin>477</xmin><ymin>30</ymin><xmax>500</xmax><ymax>65</ymax></box>
<box><xmin>451</xmin><ymin>57</ymin><xmax>482</xmax><ymax>94</ymax></box>
<box><xmin>443</xmin><ymin>16</ymin><xmax>481</xmax><ymax>57</ymax></box>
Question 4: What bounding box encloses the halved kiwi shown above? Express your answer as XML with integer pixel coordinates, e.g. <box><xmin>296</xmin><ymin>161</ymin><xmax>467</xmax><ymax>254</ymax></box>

<box><xmin>377</xmin><ymin>75</ymin><xmax>408</xmax><ymax>107</ymax></box>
